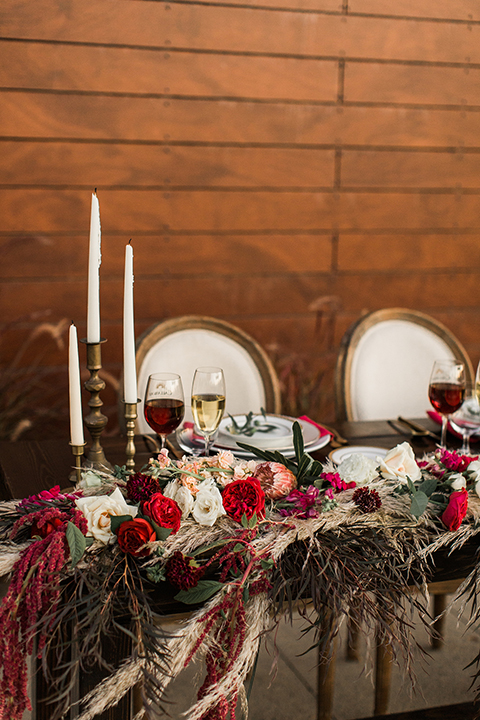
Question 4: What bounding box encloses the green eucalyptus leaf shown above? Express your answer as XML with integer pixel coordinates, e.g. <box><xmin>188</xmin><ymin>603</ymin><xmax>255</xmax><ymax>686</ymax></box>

<box><xmin>406</xmin><ymin>477</ymin><xmax>416</xmax><ymax>495</ymax></box>
<box><xmin>66</xmin><ymin>521</ymin><xmax>87</xmax><ymax>568</ymax></box>
<box><xmin>150</xmin><ymin>519</ymin><xmax>172</xmax><ymax>541</ymax></box>
<box><xmin>410</xmin><ymin>491</ymin><xmax>429</xmax><ymax>519</ymax></box>
<box><xmin>241</xmin><ymin>513</ymin><xmax>249</xmax><ymax>529</ymax></box>
<box><xmin>418</xmin><ymin>477</ymin><xmax>438</xmax><ymax>497</ymax></box>
<box><xmin>174</xmin><ymin>580</ymin><xmax>224</xmax><ymax>605</ymax></box>
<box><xmin>248</xmin><ymin>512</ymin><xmax>258</xmax><ymax>529</ymax></box>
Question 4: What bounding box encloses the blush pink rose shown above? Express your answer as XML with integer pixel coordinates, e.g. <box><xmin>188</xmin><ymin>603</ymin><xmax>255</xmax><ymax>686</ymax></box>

<box><xmin>254</xmin><ymin>462</ymin><xmax>297</xmax><ymax>500</ymax></box>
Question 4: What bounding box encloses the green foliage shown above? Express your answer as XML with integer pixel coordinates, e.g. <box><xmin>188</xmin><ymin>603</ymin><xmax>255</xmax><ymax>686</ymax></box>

<box><xmin>174</xmin><ymin>580</ymin><xmax>224</xmax><ymax>605</ymax></box>
<box><xmin>66</xmin><ymin>521</ymin><xmax>86</xmax><ymax>568</ymax></box>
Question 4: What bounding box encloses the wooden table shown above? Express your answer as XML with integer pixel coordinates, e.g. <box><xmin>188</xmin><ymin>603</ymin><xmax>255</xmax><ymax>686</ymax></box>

<box><xmin>0</xmin><ymin>419</ymin><xmax>475</xmax><ymax>720</ymax></box>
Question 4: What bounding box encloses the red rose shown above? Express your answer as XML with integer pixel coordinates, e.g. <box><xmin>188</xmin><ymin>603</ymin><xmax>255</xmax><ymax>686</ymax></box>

<box><xmin>221</xmin><ymin>477</ymin><xmax>265</xmax><ymax>524</ymax></box>
<box><xmin>142</xmin><ymin>492</ymin><xmax>182</xmax><ymax>534</ymax></box>
<box><xmin>441</xmin><ymin>488</ymin><xmax>468</xmax><ymax>531</ymax></box>
<box><xmin>30</xmin><ymin>517</ymin><xmax>63</xmax><ymax>538</ymax></box>
<box><xmin>116</xmin><ymin>518</ymin><xmax>156</xmax><ymax>557</ymax></box>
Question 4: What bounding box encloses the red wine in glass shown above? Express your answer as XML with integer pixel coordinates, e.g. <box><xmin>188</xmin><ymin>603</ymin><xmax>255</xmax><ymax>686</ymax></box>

<box><xmin>144</xmin><ymin>372</ymin><xmax>185</xmax><ymax>449</ymax></box>
<box><xmin>428</xmin><ymin>383</ymin><xmax>465</xmax><ymax>415</ymax></box>
<box><xmin>144</xmin><ymin>398</ymin><xmax>185</xmax><ymax>436</ymax></box>
<box><xmin>428</xmin><ymin>360</ymin><xmax>466</xmax><ymax>448</ymax></box>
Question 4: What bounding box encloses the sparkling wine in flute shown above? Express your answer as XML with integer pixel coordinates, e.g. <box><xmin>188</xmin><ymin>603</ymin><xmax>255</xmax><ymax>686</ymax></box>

<box><xmin>144</xmin><ymin>372</ymin><xmax>184</xmax><ymax>450</ymax></box>
<box><xmin>192</xmin><ymin>394</ymin><xmax>226</xmax><ymax>434</ymax></box>
<box><xmin>191</xmin><ymin>367</ymin><xmax>226</xmax><ymax>456</ymax></box>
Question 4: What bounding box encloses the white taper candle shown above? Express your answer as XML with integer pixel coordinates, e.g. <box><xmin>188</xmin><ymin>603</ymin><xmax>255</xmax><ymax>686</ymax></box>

<box><xmin>87</xmin><ymin>192</ymin><xmax>101</xmax><ymax>343</ymax></box>
<box><xmin>69</xmin><ymin>323</ymin><xmax>84</xmax><ymax>445</ymax></box>
<box><xmin>123</xmin><ymin>242</ymin><xmax>138</xmax><ymax>403</ymax></box>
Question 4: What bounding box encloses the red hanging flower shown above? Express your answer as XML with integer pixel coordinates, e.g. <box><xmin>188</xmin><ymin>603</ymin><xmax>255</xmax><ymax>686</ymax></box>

<box><xmin>221</xmin><ymin>477</ymin><xmax>265</xmax><ymax>524</ymax></box>
<box><xmin>441</xmin><ymin>488</ymin><xmax>468</xmax><ymax>531</ymax></box>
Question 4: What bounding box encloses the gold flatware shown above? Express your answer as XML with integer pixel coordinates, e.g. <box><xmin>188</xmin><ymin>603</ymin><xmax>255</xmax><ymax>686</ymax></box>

<box><xmin>396</xmin><ymin>417</ymin><xmax>440</xmax><ymax>440</ymax></box>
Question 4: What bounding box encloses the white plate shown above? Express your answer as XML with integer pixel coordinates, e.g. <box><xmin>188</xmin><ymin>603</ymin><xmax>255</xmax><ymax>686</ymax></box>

<box><xmin>329</xmin><ymin>446</ymin><xmax>388</xmax><ymax>465</ymax></box>
<box><xmin>176</xmin><ymin>428</ymin><xmax>331</xmax><ymax>459</ymax></box>
<box><xmin>215</xmin><ymin>414</ymin><xmax>319</xmax><ymax>451</ymax></box>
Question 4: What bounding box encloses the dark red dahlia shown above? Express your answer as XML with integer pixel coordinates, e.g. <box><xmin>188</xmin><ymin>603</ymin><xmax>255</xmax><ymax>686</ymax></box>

<box><xmin>126</xmin><ymin>472</ymin><xmax>161</xmax><ymax>504</ymax></box>
<box><xmin>165</xmin><ymin>551</ymin><xmax>205</xmax><ymax>591</ymax></box>
<box><xmin>352</xmin><ymin>487</ymin><xmax>381</xmax><ymax>513</ymax></box>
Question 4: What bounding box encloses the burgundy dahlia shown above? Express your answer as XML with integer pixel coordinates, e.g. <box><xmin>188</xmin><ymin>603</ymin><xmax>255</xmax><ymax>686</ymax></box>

<box><xmin>126</xmin><ymin>472</ymin><xmax>161</xmax><ymax>504</ymax></box>
<box><xmin>352</xmin><ymin>487</ymin><xmax>382</xmax><ymax>513</ymax></box>
<box><xmin>165</xmin><ymin>551</ymin><xmax>204</xmax><ymax>591</ymax></box>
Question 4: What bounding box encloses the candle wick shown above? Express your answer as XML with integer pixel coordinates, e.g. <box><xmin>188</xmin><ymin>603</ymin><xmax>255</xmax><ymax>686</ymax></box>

<box><xmin>128</xmin><ymin>238</ymin><xmax>132</xmax><ymax>245</ymax></box>
<box><xmin>94</xmin><ymin>187</ymin><xmax>97</xmax><ymax>195</ymax></box>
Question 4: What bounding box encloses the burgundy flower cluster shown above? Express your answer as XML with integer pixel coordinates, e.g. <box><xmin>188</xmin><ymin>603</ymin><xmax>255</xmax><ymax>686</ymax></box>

<box><xmin>352</xmin><ymin>487</ymin><xmax>382</xmax><ymax>514</ymax></box>
<box><xmin>0</xmin><ymin>504</ymin><xmax>87</xmax><ymax>720</ymax></box>
<box><xmin>165</xmin><ymin>551</ymin><xmax>205</xmax><ymax>591</ymax></box>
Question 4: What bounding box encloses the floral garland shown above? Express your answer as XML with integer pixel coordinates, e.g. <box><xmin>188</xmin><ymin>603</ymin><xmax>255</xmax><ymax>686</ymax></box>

<box><xmin>1</xmin><ymin>429</ymin><xmax>480</xmax><ymax>720</ymax></box>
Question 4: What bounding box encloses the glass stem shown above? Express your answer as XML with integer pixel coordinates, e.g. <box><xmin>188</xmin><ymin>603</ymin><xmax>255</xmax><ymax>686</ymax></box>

<box><xmin>461</xmin><ymin>432</ymin><xmax>470</xmax><ymax>455</ymax></box>
<box><xmin>204</xmin><ymin>434</ymin><xmax>211</xmax><ymax>457</ymax></box>
<box><xmin>440</xmin><ymin>416</ymin><xmax>448</xmax><ymax>448</ymax></box>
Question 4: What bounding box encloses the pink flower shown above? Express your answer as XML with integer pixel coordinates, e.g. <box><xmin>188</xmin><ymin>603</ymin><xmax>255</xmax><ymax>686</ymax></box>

<box><xmin>437</xmin><ymin>448</ymin><xmax>477</xmax><ymax>473</ymax></box>
<box><xmin>321</xmin><ymin>471</ymin><xmax>356</xmax><ymax>494</ymax></box>
<box><xmin>254</xmin><ymin>462</ymin><xmax>297</xmax><ymax>499</ymax></box>
<box><xmin>441</xmin><ymin>488</ymin><xmax>468</xmax><ymax>531</ymax></box>
<box><xmin>279</xmin><ymin>486</ymin><xmax>320</xmax><ymax>519</ymax></box>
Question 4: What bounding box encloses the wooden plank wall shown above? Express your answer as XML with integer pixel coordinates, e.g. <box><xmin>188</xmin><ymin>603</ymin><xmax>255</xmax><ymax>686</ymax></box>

<box><xmin>0</xmin><ymin>0</ymin><xmax>480</xmax><ymax>437</ymax></box>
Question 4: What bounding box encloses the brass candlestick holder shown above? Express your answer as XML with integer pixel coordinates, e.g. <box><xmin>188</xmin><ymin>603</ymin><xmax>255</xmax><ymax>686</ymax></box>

<box><xmin>70</xmin><ymin>442</ymin><xmax>87</xmax><ymax>485</ymax></box>
<box><xmin>124</xmin><ymin>400</ymin><xmax>140</xmax><ymax>472</ymax></box>
<box><xmin>81</xmin><ymin>338</ymin><xmax>113</xmax><ymax>471</ymax></box>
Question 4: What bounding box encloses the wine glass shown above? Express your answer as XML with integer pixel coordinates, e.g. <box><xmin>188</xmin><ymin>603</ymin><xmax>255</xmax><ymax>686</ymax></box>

<box><xmin>191</xmin><ymin>367</ymin><xmax>226</xmax><ymax>456</ymax></box>
<box><xmin>449</xmin><ymin>389</ymin><xmax>480</xmax><ymax>455</ymax></box>
<box><xmin>428</xmin><ymin>360</ymin><xmax>466</xmax><ymax>448</ymax></box>
<box><xmin>144</xmin><ymin>372</ymin><xmax>185</xmax><ymax>450</ymax></box>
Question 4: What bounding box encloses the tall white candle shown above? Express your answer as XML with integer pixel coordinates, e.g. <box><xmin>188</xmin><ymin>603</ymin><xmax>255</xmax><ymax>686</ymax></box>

<box><xmin>87</xmin><ymin>192</ymin><xmax>101</xmax><ymax>343</ymax></box>
<box><xmin>123</xmin><ymin>243</ymin><xmax>137</xmax><ymax>403</ymax></box>
<box><xmin>69</xmin><ymin>323</ymin><xmax>84</xmax><ymax>445</ymax></box>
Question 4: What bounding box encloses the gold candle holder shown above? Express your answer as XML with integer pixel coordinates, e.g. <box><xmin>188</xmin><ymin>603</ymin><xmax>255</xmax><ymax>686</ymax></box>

<box><xmin>81</xmin><ymin>338</ymin><xmax>113</xmax><ymax>471</ymax></box>
<box><xmin>70</xmin><ymin>442</ymin><xmax>87</xmax><ymax>485</ymax></box>
<box><xmin>124</xmin><ymin>400</ymin><xmax>140</xmax><ymax>472</ymax></box>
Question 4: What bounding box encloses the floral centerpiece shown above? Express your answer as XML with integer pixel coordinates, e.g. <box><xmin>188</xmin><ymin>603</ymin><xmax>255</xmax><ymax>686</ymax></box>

<box><xmin>1</xmin><ymin>426</ymin><xmax>480</xmax><ymax>720</ymax></box>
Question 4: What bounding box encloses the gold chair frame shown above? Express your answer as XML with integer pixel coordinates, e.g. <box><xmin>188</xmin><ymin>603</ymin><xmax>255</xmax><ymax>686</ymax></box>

<box><xmin>136</xmin><ymin>315</ymin><xmax>282</xmax><ymax>415</ymax></box>
<box><xmin>335</xmin><ymin>308</ymin><xmax>474</xmax><ymax>423</ymax></box>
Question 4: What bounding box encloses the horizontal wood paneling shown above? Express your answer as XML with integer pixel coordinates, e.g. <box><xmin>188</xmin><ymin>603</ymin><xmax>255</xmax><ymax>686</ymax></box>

<box><xmin>341</xmin><ymin>151</ymin><xmax>480</xmax><ymax>188</ymax></box>
<box><xmin>3</xmin><ymin>93</ymin><xmax>480</xmax><ymax>147</ymax></box>
<box><xmin>2</xmin><ymin>1</ymin><xmax>480</xmax><ymax>63</ymax></box>
<box><xmin>337</xmin><ymin>234</ymin><xmax>480</xmax><ymax>270</ymax></box>
<box><xmin>0</xmin><ymin>142</ymin><xmax>336</xmax><ymax>187</ymax></box>
<box><xmin>1</xmin><ymin>0</ymin><xmax>480</xmax><ymax>436</ymax></box>
<box><xmin>0</xmin><ymin>234</ymin><xmax>334</xmax><ymax>277</ymax></box>
<box><xmin>348</xmin><ymin>0</ymin><xmax>480</xmax><ymax>22</ymax></box>
<box><xmin>345</xmin><ymin>63</ymin><xmax>480</xmax><ymax>106</ymax></box>
<box><xmin>1</xmin><ymin>189</ymin><xmax>480</xmax><ymax>233</ymax></box>
<box><xmin>0</xmin><ymin>41</ymin><xmax>338</xmax><ymax>102</ymax></box>
<box><xmin>0</xmin><ymin>275</ymin><xmax>334</xmax><ymax>320</ymax></box>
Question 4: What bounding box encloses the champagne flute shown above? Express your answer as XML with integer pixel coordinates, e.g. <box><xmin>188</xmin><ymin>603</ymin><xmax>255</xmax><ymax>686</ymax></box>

<box><xmin>144</xmin><ymin>372</ymin><xmax>185</xmax><ymax>451</ymax></box>
<box><xmin>428</xmin><ymin>360</ymin><xmax>466</xmax><ymax>448</ymax></box>
<box><xmin>191</xmin><ymin>367</ymin><xmax>226</xmax><ymax>456</ymax></box>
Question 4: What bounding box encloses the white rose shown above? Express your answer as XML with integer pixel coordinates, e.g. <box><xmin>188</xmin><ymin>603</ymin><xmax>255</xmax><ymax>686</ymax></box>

<box><xmin>78</xmin><ymin>470</ymin><xmax>103</xmax><ymax>489</ymax></box>
<box><xmin>75</xmin><ymin>487</ymin><xmax>138</xmax><ymax>544</ymax></box>
<box><xmin>164</xmin><ymin>480</ymin><xmax>194</xmax><ymax>518</ymax></box>
<box><xmin>449</xmin><ymin>472</ymin><xmax>466</xmax><ymax>491</ymax></box>
<box><xmin>468</xmin><ymin>460</ymin><xmax>480</xmax><ymax>484</ymax></box>
<box><xmin>192</xmin><ymin>481</ymin><xmax>226</xmax><ymax>527</ymax></box>
<box><xmin>378</xmin><ymin>442</ymin><xmax>421</xmax><ymax>483</ymax></box>
<box><xmin>338</xmin><ymin>454</ymin><xmax>379</xmax><ymax>486</ymax></box>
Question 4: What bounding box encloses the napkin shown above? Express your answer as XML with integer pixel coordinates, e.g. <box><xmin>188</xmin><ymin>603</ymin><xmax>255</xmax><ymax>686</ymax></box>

<box><xmin>298</xmin><ymin>415</ymin><xmax>333</xmax><ymax>438</ymax></box>
<box><xmin>426</xmin><ymin>410</ymin><xmax>464</xmax><ymax>440</ymax></box>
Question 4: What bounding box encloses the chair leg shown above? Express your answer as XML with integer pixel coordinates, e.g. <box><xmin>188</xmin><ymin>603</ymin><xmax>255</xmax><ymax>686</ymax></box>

<box><xmin>317</xmin><ymin>635</ymin><xmax>337</xmax><ymax>720</ymax></box>
<box><xmin>346</xmin><ymin>618</ymin><xmax>361</xmax><ymax>662</ymax></box>
<box><xmin>431</xmin><ymin>593</ymin><xmax>447</xmax><ymax>650</ymax></box>
<box><xmin>374</xmin><ymin>638</ymin><xmax>393</xmax><ymax>716</ymax></box>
